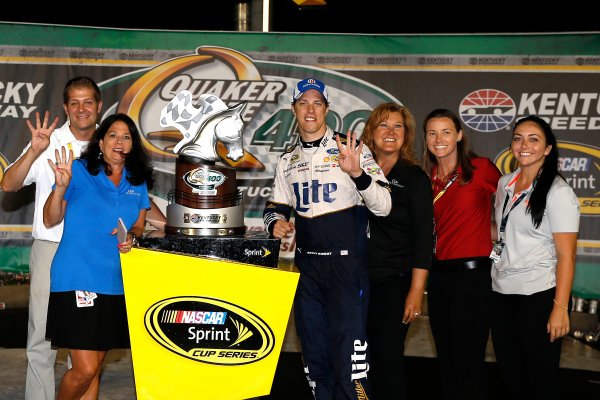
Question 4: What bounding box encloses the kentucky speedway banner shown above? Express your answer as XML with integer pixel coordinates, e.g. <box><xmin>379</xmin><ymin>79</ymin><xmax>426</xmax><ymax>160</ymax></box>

<box><xmin>0</xmin><ymin>23</ymin><xmax>599</xmax><ymax>297</ymax></box>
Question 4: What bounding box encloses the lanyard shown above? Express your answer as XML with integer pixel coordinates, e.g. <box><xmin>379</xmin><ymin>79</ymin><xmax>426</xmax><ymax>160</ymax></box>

<box><xmin>432</xmin><ymin>171</ymin><xmax>460</xmax><ymax>204</ymax></box>
<box><xmin>499</xmin><ymin>172</ymin><xmax>536</xmax><ymax>235</ymax></box>
<box><xmin>499</xmin><ymin>191</ymin><xmax>527</xmax><ymax>235</ymax></box>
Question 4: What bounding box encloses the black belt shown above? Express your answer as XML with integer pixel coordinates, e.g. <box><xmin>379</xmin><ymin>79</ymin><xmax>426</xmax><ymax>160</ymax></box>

<box><xmin>432</xmin><ymin>256</ymin><xmax>491</xmax><ymax>272</ymax></box>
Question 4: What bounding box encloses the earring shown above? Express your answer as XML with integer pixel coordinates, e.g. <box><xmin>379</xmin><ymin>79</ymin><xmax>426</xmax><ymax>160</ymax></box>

<box><xmin>98</xmin><ymin>150</ymin><xmax>103</xmax><ymax>160</ymax></box>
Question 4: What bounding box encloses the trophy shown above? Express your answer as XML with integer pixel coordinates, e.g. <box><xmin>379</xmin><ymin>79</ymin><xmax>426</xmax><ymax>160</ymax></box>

<box><xmin>160</xmin><ymin>90</ymin><xmax>247</xmax><ymax>236</ymax></box>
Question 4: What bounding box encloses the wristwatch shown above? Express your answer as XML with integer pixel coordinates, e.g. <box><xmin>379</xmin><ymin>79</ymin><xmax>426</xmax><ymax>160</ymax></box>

<box><xmin>128</xmin><ymin>231</ymin><xmax>138</xmax><ymax>246</ymax></box>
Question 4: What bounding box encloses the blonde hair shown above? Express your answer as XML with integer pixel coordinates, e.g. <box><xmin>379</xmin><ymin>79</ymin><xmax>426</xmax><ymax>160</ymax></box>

<box><xmin>362</xmin><ymin>103</ymin><xmax>418</xmax><ymax>165</ymax></box>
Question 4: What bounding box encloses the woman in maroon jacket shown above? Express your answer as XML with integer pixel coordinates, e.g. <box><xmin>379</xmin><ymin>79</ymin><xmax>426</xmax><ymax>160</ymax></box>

<box><xmin>423</xmin><ymin>108</ymin><xmax>501</xmax><ymax>400</ymax></box>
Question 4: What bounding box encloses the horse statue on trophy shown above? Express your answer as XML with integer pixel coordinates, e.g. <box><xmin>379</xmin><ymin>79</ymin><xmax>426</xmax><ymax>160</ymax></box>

<box><xmin>160</xmin><ymin>90</ymin><xmax>247</xmax><ymax>163</ymax></box>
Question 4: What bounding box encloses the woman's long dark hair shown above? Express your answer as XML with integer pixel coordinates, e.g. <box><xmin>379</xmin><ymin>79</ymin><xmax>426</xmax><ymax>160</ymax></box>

<box><xmin>80</xmin><ymin>113</ymin><xmax>154</xmax><ymax>189</ymax></box>
<box><xmin>422</xmin><ymin>108</ymin><xmax>478</xmax><ymax>184</ymax></box>
<box><xmin>514</xmin><ymin>115</ymin><xmax>560</xmax><ymax>228</ymax></box>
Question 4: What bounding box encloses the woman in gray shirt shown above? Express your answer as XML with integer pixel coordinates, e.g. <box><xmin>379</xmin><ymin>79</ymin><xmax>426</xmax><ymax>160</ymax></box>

<box><xmin>491</xmin><ymin>115</ymin><xmax>580</xmax><ymax>400</ymax></box>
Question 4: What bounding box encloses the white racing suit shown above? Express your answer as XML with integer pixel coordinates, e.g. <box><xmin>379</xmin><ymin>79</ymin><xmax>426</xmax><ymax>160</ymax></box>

<box><xmin>264</xmin><ymin>127</ymin><xmax>391</xmax><ymax>399</ymax></box>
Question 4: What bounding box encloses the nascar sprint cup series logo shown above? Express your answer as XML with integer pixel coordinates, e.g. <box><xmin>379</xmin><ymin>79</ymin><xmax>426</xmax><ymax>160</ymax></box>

<box><xmin>145</xmin><ymin>296</ymin><xmax>275</xmax><ymax>365</ymax></box>
<box><xmin>459</xmin><ymin>89</ymin><xmax>516</xmax><ymax>132</ymax></box>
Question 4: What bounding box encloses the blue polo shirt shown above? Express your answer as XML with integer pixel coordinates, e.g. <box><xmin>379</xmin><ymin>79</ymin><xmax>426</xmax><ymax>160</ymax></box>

<box><xmin>50</xmin><ymin>159</ymin><xmax>150</xmax><ymax>295</ymax></box>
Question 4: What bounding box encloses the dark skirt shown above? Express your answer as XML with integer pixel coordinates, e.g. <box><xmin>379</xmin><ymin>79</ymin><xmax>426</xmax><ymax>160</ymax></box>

<box><xmin>46</xmin><ymin>291</ymin><xmax>130</xmax><ymax>351</ymax></box>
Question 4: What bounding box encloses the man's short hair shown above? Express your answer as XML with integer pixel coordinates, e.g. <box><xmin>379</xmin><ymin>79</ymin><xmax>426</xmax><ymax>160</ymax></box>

<box><xmin>63</xmin><ymin>76</ymin><xmax>101</xmax><ymax>104</ymax></box>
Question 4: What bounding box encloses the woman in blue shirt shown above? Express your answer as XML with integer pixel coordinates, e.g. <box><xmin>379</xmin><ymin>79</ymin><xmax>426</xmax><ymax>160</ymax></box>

<box><xmin>44</xmin><ymin>113</ymin><xmax>152</xmax><ymax>400</ymax></box>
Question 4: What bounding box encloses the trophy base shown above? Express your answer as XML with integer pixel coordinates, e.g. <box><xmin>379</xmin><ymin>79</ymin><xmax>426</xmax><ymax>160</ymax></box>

<box><xmin>166</xmin><ymin>202</ymin><xmax>246</xmax><ymax>237</ymax></box>
<box><xmin>137</xmin><ymin>230</ymin><xmax>281</xmax><ymax>270</ymax></box>
<box><xmin>165</xmin><ymin>226</ymin><xmax>246</xmax><ymax>236</ymax></box>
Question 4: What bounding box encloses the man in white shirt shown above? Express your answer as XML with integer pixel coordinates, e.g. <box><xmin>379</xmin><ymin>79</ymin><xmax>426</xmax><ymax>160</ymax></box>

<box><xmin>1</xmin><ymin>76</ymin><xmax>102</xmax><ymax>400</ymax></box>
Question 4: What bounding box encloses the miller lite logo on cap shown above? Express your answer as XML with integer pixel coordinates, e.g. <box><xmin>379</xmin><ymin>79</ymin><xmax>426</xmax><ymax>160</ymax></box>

<box><xmin>293</xmin><ymin>77</ymin><xmax>329</xmax><ymax>102</ymax></box>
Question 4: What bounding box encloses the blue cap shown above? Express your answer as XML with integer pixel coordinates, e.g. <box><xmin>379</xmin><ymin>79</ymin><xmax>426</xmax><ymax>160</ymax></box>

<box><xmin>293</xmin><ymin>78</ymin><xmax>329</xmax><ymax>102</ymax></box>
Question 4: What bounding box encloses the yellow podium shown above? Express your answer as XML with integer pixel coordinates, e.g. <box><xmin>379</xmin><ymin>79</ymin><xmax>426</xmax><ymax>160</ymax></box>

<box><xmin>121</xmin><ymin>248</ymin><xmax>299</xmax><ymax>399</ymax></box>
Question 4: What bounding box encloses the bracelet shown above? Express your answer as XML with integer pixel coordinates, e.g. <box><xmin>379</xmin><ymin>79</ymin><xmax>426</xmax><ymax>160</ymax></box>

<box><xmin>553</xmin><ymin>298</ymin><xmax>568</xmax><ymax>311</ymax></box>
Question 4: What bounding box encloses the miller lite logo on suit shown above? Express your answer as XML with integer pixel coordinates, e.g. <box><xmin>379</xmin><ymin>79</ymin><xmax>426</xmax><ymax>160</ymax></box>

<box><xmin>145</xmin><ymin>296</ymin><xmax>275</xmax><ymax>365</ymax></box>
<box><xmin>183</xmin><ymin>168</ymin><xmax>227</xmax><ymax>195</ymax></box>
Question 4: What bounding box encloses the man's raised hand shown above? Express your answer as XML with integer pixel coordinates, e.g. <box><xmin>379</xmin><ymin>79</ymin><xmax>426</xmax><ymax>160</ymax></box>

<box><xmin>28</xmin><ymin>111</ymin><xmax>59</xmax><ymax>154</ymax></box>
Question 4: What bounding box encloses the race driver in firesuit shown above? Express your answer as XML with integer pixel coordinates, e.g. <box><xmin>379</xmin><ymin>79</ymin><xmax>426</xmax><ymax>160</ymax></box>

<box><xmin>263</xmin><ymin>78</ymin><xmax>392</xmax><ymax>399</ymax></box>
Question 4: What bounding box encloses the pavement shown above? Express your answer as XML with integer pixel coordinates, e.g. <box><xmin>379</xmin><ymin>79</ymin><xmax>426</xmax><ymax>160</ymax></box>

<box><xmin>1</xmin><ymin>277</ymin><xmax>599</xmax><ymax>399</ymax></box>
<box><xmin>0</xmin><ymin>348</ymin><xmax>135</xmax><ymax>400</ymax></box>
<box><xmin>1</xmin><ymin>315</ymin><xmax>600</xmax><ymax>399</ymax></box>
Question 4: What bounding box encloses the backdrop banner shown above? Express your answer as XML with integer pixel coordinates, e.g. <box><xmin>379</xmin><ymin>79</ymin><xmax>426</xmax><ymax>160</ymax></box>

<box><xmin>0</xmin><ymin>23</ymin><xmax>598</xmax><ymax>297</ymax></box>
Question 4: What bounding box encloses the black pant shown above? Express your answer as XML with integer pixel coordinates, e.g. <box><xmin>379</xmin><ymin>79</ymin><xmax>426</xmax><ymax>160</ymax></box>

<box><xmin>427</xmin><ymin>258</ymin><xmax>492</xmax><ymax>400</ymax></box>
<box><xmin>294</xmin><ymin>254</ymin><xmax>372</xmax><ymax>400</ymax></box>
<box><xmin>367</xmin><ymin>272</ymin><xmax>412</xmax><ymax>399</ymax></box>
<box><xmin>491</xmin><ymin>288</ymin><xmax>563</xmax><ymax>400</ymax></box>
